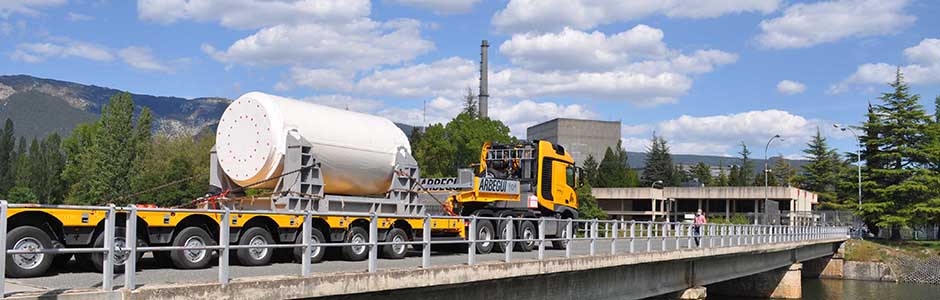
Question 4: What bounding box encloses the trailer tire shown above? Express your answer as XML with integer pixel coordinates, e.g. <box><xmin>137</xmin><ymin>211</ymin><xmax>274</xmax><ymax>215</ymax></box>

<box><xmin>341</xmin><ymin>227</ymin><xmax>369</xmax><ymax>261</ymax></box>
<box><xmin>474</xmin><ymin>220</ymin><xmax>495</xmax><ymax>254</ymax></box>
<box><xmin>89</xmin><ymin>227</ymin><xmax>146</xmax><ymax>273</ymax></box>
<box><xmin>515</xmin><ymin>221</ymin><xmax>536</xmax><ymax>252</ymax></box>
<box><xmin>169</xmin><ymin>227</ymin><xmax>216</xmax><ymax>269</ymax></box>
<box><xmin>292</xmin><ymin>227</ymin><xmax>326</xmax><ymax>264</ymax></box>
<box><xmin>236</xmin><ymin>227</ymin><xmax>275</xmax><ymax>266</ymax></box>
<box><xmin>5</xmin><ymin>226</ymin><xmax>54</xmax><ymax>278</ymax></box>
<box><xmin>381</xmin><ymin>228</ymin><xmax>408</xmax><ymax>259</ymax></box>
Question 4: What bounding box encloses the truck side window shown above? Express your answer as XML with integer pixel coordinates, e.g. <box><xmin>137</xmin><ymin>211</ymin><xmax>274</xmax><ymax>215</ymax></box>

<box><xmin>566</xmin><ymin>165</ymin><xmax>575</xmax><ymax>187</ymax></box>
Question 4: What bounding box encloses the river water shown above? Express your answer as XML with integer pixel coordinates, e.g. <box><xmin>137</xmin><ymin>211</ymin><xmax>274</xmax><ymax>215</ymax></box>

<box><xmin>801</xmin><ymin>278</ymin><xmax>940</xmax><ymax>300</ymax></box>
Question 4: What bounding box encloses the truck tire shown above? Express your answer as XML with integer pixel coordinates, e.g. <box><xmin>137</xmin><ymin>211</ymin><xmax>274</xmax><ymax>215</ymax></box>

<box><xmin>51</xmin><ymin>240</ymin><xmax>72</xmax><ymax>269</ymax></box>
<box><xmin>6</xmin><ymin>226</ymin><xmax>54</xmax><ymax>278</ymax></box>
<box><xmin>236</xmin><ymin>227</ymin><xmax>275</xmax><ymax>266</ymax></box>
<box><xmin>89</xmin><ymin>227</ymin><xmax>147</xmax><ymax>273</ymax></box>
<box><xmin>474</xmin><ymin>220</ymin><xmax>495</xmax><ymax>254</ymax></box>
<box><xmin>169</xmin><ymin>227</ymin><xmax>216</xmax><ymax>269</ymax></box>
<box><xmin>341</xmin><ymin>227</ymin><xmax>369</xmax><ymax>261</ymax></box>
<box><xmin>381</xmin><ymin>228</ymin><xmax>408</xmax><ymax>259</ymax></box>
<box><xmin>292</xmin><ymin>227</ymin><xmax>326</xmax><ymax>264</ymax></box>
<box><xmin>552</xmin><ymin>223</ymin><xmax>569</xmax><ymax>250</ymax></box>
<box><xmin>493</xmin><ymin>220</ymin><xmax>514</xmax><ymax>253</ymax></box>
<box><xmin>515</xmin><ymin>221</ymin><xmax>536</xmax><ymax>252</ymax></box>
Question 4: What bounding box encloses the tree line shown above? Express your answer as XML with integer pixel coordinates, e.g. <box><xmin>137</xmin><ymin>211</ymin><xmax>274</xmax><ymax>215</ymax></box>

<box><xmin>0</xmin><ymin>93</ymin><xmax>213</xmax><ymax>206</ymax></box>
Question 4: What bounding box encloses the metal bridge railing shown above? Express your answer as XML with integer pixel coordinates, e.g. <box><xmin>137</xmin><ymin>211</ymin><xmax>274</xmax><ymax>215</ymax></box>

<box><xmin>0</xmin><ymin>200</ymin><xmax>850</xmax><ymax>298</ymax></box>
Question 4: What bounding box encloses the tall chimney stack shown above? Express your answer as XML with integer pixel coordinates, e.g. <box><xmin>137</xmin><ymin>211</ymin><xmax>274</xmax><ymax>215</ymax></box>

<box><xmin>479</xmin><ymin>40</ymin><xmax>489</xmax><ymax>118</ymax></box>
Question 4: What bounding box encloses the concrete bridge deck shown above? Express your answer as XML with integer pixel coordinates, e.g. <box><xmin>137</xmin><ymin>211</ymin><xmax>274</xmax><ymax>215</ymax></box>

<box><xmin>4</xmin><ymin>234</ymin><xmax>847</xmax><ymax>300</ymax></box>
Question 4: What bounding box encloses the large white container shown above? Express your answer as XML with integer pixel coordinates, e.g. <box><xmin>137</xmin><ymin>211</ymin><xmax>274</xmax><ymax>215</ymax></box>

<box><xmin>216</xmin><ymin>92</ymin><xmax>411</xmax><ymax>196</ymax></box>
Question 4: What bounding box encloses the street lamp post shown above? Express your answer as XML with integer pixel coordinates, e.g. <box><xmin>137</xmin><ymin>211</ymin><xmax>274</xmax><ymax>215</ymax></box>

<box><xmin>764</xmin><ymin>135</ymin><xmax>782</xmax><ymax>225</ymax></box>
<box><xmin>834</xmin><ymin>124</ymin><xmax>862</xmax><ymax>209</ymax></box>
<box><xmin>650</xmin><ymin>180</ymin><xmax>664</xmax><ymax>221</ymax></box>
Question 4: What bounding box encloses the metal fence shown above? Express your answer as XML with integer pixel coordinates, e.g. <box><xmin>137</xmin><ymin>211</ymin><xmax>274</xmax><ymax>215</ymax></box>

<box><xmin>0</xmin><ymin>200</ymin><xmax>849</xmax><ymax>298</ymax></box>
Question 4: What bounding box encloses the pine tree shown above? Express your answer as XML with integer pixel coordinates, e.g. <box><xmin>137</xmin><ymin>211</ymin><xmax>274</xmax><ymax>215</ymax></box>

<box><xmin>0</xmin><ymin>118</ymin><xmax>14</xmax><ymax>196</ymax></box>
<box><xmin>642</xmin><ymin>135</ymin><xmax>676</xmax><ymax>186</ymax></box>
<box><xmin>690</xmin><ymin>162</ymin><xmax>713</xmax><ymax>186</ymax></box>
<box><xmin>771</xmin><ymin>156</ymin><xmax>796</xmax><ymax>187</ymax></box>
<box><xmin>716</xmin><ymin>162</ymin><xmax>730</xmax><ymax>186</ymax></box>
<box><xmin>736</xmin><ymin>143</ymin><xmax>753</xmax><ymax>186</ymax></box>
<box><xmin>728</xmin><ymin>165</ymin><xmax>741</xmax><ymax>186</ymax></box>
<box><xmin>39</xmin><ymin>133</ymin><xmax>65</xmax><ymax>204</ymax></box>
<box><xmin>462</xmin><ymin>87</ymin><xmax>477</xmax><ymax>118</ymax></box>
<box><xmin>596</xmin><ymin>141</ymin><xmax>639</xmax><ymax>187</ymax></box>
<box><xmin>798</xmin><ymin>128</ymin><xmax>841</xmax><ymax>208</ymax></box>
<box><xmin>576</xmin><ymin>183</ymin><xmax>607</xmax><ymax>219</ymax></box>
<box><xmin>13</xmin><ymin>136</ymin><xmax>28</xmax><ymax>189</ymax></box>
<box><xmin>582</xmin><ymin>154</ymin><xmax>599</xmax><ymax>185</ymax></box>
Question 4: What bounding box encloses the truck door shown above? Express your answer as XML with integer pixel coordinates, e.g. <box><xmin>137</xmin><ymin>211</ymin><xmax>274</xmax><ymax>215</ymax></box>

<box><xmin>550</xmin><ymin>160</ymin><xmax>576</xmax><ymax>208</ymax></box>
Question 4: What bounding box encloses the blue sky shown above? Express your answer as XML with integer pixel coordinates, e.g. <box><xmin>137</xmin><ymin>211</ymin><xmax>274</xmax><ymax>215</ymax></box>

<box><xmin>2</xmin><ymin>0</ymin><xmax>940</xmax><ymax>159</ymax></box>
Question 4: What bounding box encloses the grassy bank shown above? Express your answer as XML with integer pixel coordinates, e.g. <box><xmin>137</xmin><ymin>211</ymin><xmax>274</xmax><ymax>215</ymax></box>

<box><xmin>844</xmin><ymin>239</ymin><xmax>940</xmax><ymax>262</ymax></box>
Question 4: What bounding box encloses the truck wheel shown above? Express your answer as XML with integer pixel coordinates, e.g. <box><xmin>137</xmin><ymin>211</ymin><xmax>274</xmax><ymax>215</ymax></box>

<box><xmin>90</xmin><ymin>227</ymin><xmax>146</xmax><ymax>273</ymax></box>
<box><xmin>493</xmin><ymin>220</ymin><xmax>514</xmax><ymax>253</ymax></box>
<box><xmin>381</xmin><ymin>228</ymin><xmax>408</xmax><ymax>259</ymax></box>
<box><xmin>515</xmin><ymin>221</ymin><xmax>536</xmax><ymax>252</ymax></box>
<box><xmin>552</xmin><ymin>224</ymin><xmax>569</xmax><ymax>250</ymax></box>
<box><xmin>169</xmin><ymin>227</ymin><xmax>216</xmax><ymax>269</ymax></box>
<box><xmin>236</xmin><ymin>227</ymin><xmax>275</xmax><ymax>266</ymax></box>
<box><xmin>474</xmin><ymin>220</ymin><xmax>495</xmax><ymax>254</ymax></box>
<box><xmin>341</xmin><ymin>227</ymin><xmax>369</xmax><ymax>261</ymax></box>
<box><xmin>51</xmin><ymin>240</ymin><xmax>72</xmax><ymax>269</ymax></box>
<box><xmin>6</xmin><ymin>226</ymin><xmax>54</xmax><ymax>278</ymax></box>
<box><xmin>292</xmin><ymin>227</ymin><xmax>326</xmax><ymax>264</ymax></box>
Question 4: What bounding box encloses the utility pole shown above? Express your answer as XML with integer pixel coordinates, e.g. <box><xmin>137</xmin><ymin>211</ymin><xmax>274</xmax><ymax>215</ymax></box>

<box><xmin>764</xmin><ymin>135</ymin><xmax>782</xmax><ymax>225</ymax></box>
<box><xmin>479</xmin><ymin>40</ymin><xmax>489</xmax><ymax>119</ymax></box>
<box><xmin>834</xmin><ymin>124</ymin><xmax>862</xmax><ymax>209</ymax></box>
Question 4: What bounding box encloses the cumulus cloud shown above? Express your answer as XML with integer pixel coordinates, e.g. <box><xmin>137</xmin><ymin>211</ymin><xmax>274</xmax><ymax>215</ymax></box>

<box><xmin>492</xmin><ymin>0</ymin><xmax>779</xmax><ymax>33</ymax></box>
<box><xmin>499</xmin><ymin>25</ymin><xmax>671</xmax><ymax>71</ymax></box>
<box><xmin>11</xmin><ymin>40</ymin><xmax>114</xmax><ymax>63</ymax></box>
<box><xmin>355</xmin><ymin>57</ymin><xmax>478</xmax><ymax>98</ymax></box>
<box><xmin>621</xmin><ymin>110</ymin><xmax>822</xmax><ymax>155</ymax></box>
<box><xmin>0</xmin><ymin>0</ymin><xmax>65</xmax><ymax>18</ymax></box>
<box><xmin>831</xmin><ymin>38</ymin><xmax>940</xmax><ymax>93</ymax></box>
<box><xmin>302</xmin><ymin>94</ymin><xmax>384</xmax><ymax>112</ymax></box>
<box><xmin>137</xmin><ymin>0</ymin><xmax>370</xmax><ymax>30</ymax></box>
<box><xmin>757</xmin><ymin>0</ymin><xmax>915</xmax><ymax>49</ymax></box>
<box><xmin>390</xmin><ymin>0</ymin><xmax>480</xmax><ymax>14</ymax></box>
<box><xmin>118</xmin><ymin>46</ymin><xmax>181</xmax><ymax>73</ymax></box>
<box><xmin>776</xmin><ymin>80</ymin><xmax>806</xmax><ymax>95</ymax></box>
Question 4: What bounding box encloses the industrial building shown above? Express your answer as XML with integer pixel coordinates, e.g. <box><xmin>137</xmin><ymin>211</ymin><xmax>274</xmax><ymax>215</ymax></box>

<box><xmin>526</xmin><ymin>118</ymin><xmax>621</xmax><ymax>165</ymax></box>
<box><xmin>593</xmin><ymin>186</ymin><xmax>818</xmax><ymax>225</ymax></box>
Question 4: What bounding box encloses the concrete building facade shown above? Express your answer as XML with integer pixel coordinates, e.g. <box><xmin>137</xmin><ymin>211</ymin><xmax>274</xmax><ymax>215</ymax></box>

<box><xmin>526</xmin><ymin>118</ymin><xmax>621</xmax><ymax>165</ymax></box>
<box><xmin>593</xmin><ymin>186</ymin><xmax>819</xmax><ymax>224</ymax></box>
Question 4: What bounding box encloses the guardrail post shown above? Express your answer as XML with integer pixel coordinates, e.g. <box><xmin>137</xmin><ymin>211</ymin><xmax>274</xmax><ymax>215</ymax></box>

<box><xmin>537</xmin><ymin>218</ymin><xmax>545</xmax><ymax>260</ymax></box>
<box><xmin>708</xmin><ymin>224</ymin><xmax>714</xmax><ymax>248</ymax></box>
<box><xmin>565</xmin><ymin>219</ymin><xmax>572</xmax><ymax>258</ymax></box>
<box><xmin>505</xmin><ymin>216</ymin><xmax>513</xmax><ymax>263</ymax></box>
<box><xmin>125</xmin><ymin>205</ymin><xmax>137</xmax><ymax>290</ymax></box>
<box><xmin>1</xmin><ymin>200</ymin><xmax>8</xmax><ymax>298</ymax></box>
<box><xmin>646</xmin><ymin>222</ymin><xmax>652</xmax><ymax>252</ymax></box>
<box><xmin>687</xmin><ymin>223</ymin><xmax>693</xmax><ymax>249</ymax></box>
<box><xmin>676</xmin><ymin>223</ymin><xmax>681</xmax><ymax>250</ymax></box>
<box><xmin>468</xmin><ymin>215</ymin><xmax>476</xmax><ymax>265</ymax></box>
<box><xmin>368</xmin><ymin>213</ymin><xmax>378</xmax><ymax>273</ymax></box>
<box><xmin>301</xmin><ymin>210</ymin><xmax>312</xmax><ymax>276</ymax></box>
<box><xmin>629</xmin><ymin>221</ymin><xmax>635</xmax><ymax>253</ymax></box>
<box><xmin>103</xmin><ymin>204</ymin><xmax>115</xmax><ymax>292</ymax></box>
<box><xmin>589</xmin><ymin>219</ymin><xmax>596</xmax><ymax>256</ymax></box>
<box><xmin>661</xmin><ymin>222</ymin><xmax>667</xmax><ymax>251</ymax></box>
<box><xmin>422</xmin><ymin>214</ymin><xmax>431</xmax><ymax>268</ymax></box>
<box><xmin>219</xmin><ymin>207</ymin><xmax>230</xmax><ymax>287</ymax></box>
<box><xmin>611</xmin><ymin>220</ymin><xmax>618</xmax><ymax>254</ymax></box>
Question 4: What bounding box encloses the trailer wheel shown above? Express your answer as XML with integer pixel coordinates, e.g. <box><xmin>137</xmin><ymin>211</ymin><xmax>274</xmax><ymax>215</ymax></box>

<box><xmin>5</xmin><ymin>226</ymin><xmax>54</xmax><ymax>278</ymax></box>
<box><xmin>493</xmin><ymin>220</ymin><xmax>514</xmax><ymax>253</ymax></box>
<box><xmin>89</xmin><ymin>227</ymin><xmax>146</xmax><ymax>273</ymax></box>
<box><xmin>236</xmin><ymin>227</ymin><xmax>275</xmax><ymax>266</ymax></box>
<box><xmin>292</xmin><ymin>227</ymin><xmax>326</xmax><ymax>264</ymax></box>
<box><xmin>381</xmin><ymin>228</ymin><xmax>408</xmax><ymax>259</ymax></box>
<box><xmin>169</xmin><ymin>227</ymin><xmax>216</xmax><ymax>269</ymax></box>
<box><xmin>474</xmin><ymin>220</ymin><xmax>495</xmax><ymax>254</ymax></box>
<box><xmin>515</xmin><ymin>221</ymin><xmax>536</xmax><ymax>252</ymax></box>
<box><xmin>341</xmin><ymin>227</ymin><xmax>369</xmax><ymax>261</ymax></box>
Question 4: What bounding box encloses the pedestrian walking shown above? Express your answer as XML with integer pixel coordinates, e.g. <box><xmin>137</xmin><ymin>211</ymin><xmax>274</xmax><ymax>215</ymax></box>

<box><xmin>693</xmin><ymin>209</ymin><xmax>707</xmax><ymax>247</ymax></box>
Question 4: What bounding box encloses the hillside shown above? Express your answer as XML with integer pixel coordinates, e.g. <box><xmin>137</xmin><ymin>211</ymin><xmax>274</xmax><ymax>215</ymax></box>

<box><xmin>0</xmin><ymin>75</ymin><xmax>230</xmax><ymax>139</ymax></box>
<box><xmin>625</xmin><ymin>151</ymin><xmax>808</xmax><ymax>173</ymax></box>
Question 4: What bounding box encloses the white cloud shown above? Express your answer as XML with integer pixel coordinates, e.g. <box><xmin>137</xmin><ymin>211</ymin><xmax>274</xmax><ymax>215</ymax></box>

<box><xmin>302</xmin><ymin>94</ymin><xmax>384</xmax><ymax>112</ymax></box>
<box><xmin>492</xmin><ymin>0</ymin><xmax>779</xmax><ymax>33</ymax></box>
<box><xmin>0</xmin><ymin>0</ymin><xmax>65</xmax><ymax>18</ymax></box>
<box><xmin>390</xmin><ymin>0</ymin><xmax>480</xmax><ymax>14</ymax></box>
<box><xmin>776</xmin><ymin>80</ymin><xmax>806</xmax><ymax>95</ymax></box>
<box><xmin>832</xmin><ymin>38</ymin><xmax>940</xmax><ymax>93</ymax></box>
<box><xmin>202</xmin><ymin>18</ymin><xmax>434</xmax><ymax>71</ymax></box>
<box><xmin>118</xmin><ymin>46</ymin><xmax>176</xmax><ymax>73</ymax></box>
<box><xmin>621</xmin><ymin>110</ymin><xmax>821</xmax><ymax>155</ymax></box>
<box><xmin>757</xmin><ymin>0</ymin><xmax>915</xmax><ymax>49</ymax></box>
<box><xmin>11</xmin><ymin>41</ymin><xmax>114</xmax><ymax>63</ymax></box>
<box><xmin>137</xmin><ymin>0</ymin><xmax>370</xmax><ymax>30</ymax></box>
<box><xmin>489</xmin><ymin>98</ymin><xmax>596</xmax><ymax>137</ymax></box>
<box><xmin>499</xmin><ymin>25</ymin><xmax>671</xmax><ymax>71</ymax></box>
<box><xmin>355</xmin><ymin>56</ymin><xmax>477</xmax><ymax>98</ymax></box>
<box><xmin>66</xmin><ymin>12</ymin><xmax>94</xmax><ymax>22</ymax></box>
<box><xmin>282</xmin><ymin>67</ymin><xmax>355</xmax><ymax>92</ymax></box>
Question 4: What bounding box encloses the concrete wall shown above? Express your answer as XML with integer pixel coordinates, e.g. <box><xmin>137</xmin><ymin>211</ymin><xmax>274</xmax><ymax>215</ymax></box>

<box><xmin>527</xmin><ymin>118</ymin><xmax>620</xmax><ymax>165</ymax></box>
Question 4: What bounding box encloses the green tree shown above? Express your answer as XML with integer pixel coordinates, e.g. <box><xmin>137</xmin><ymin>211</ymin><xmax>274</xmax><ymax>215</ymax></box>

<box><xmin>641</xmin><ymin>135</ymin><xmax>677</xmax><ymax>186</ymax></box>
<box><xmin>735</xmin><ymin>143</ymin><xmax>754</xmax><ymax>186</ymax></box>
<box><xmin>0</xmin><ymin>119</ymin><xmax>14</xmax><ymax>196</ymax></box>
<box><xmin>860</xmin><ymin>69</ymin><xmax>933</xmax><ymax>239</ymax></box>
<box><xmin>771</xmin><ymin>156</ymin><xmax>797</xmax><ymax>187</ymax></box>
<box><xmin>6</xmin><ymin>186</ymin><xmax>37</xmax><ymax>204</ymax></box>
<box><xmin>37</xmin><ymin>133</ymin><xmax>65</xmax><ymax>204</ymax></box>
<box><xmin>691</xmin><ymin>162</ymin><xmax>713</xmax><ymax>186</ymax></box>
<box><xmin>595</xmin><ymin>141</ymin><xmax>639</xmax><ymax>187</ymax></box>
<box><xmin>461</xmin><ymin>87</ymin><xmax>477</xmax><ymax>118</ymax></box>
<box><xmin>446</xmin><ymin>113</ymin><xmax>514</xmax><ymax>173</ymax></box>
<box><xmin>576</xmin><ymin>183</ymin><xmax>607</xmax><ymax>219</ymax></box>
<box><xmin>716</xmin><ymin>161</ymin><xmax>730</xmax><ymax>186</ymax></box>
<box><xmin>581</xmin><ymin>154</ymin><xmax>599</xmax><ymax>185</ymax></box>
<box><xmin>728</xmin><ymin>165</ymin><xmax>741</xmax><ymax>186</ymax></box>
<box><xmin>796</xmin><ymin>128</ymin><xmax>843</xmax><ymax>209</ymax></box>
<box><xmin>413</xmin><ymin>124</ymin><xmax>456</xmax><ymax>177</ymax></box>
<box><xmin>13</xmin><ymin>136</ymin><xmax>28</xmax><ymax>188</ymax></box>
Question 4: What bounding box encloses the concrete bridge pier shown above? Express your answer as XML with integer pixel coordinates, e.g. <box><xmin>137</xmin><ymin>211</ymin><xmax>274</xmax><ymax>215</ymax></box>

<box><xmin>708</xmin><ymin>263</ymin><xmax>803</xmax><ymax>299</ymax></box>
